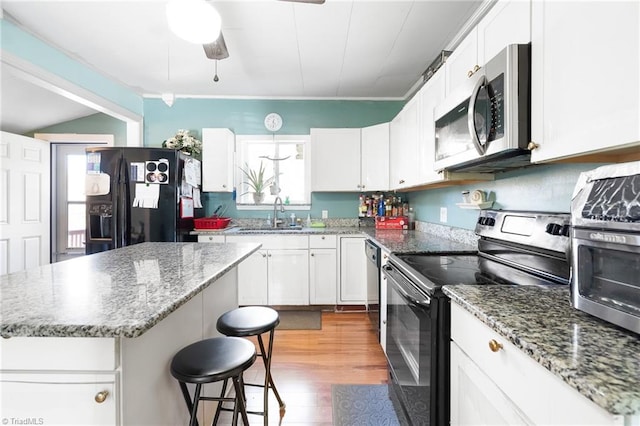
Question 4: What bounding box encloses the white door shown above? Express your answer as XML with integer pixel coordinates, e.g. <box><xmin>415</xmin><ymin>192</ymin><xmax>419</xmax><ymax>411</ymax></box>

<box><xmin>0</xmin><ymin>131</ymin><xmax>50</xmax><ymax>275</ymax></box>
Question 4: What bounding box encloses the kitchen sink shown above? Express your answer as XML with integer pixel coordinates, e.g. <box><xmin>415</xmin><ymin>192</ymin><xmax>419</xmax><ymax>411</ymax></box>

<box><xmin>236</xmin><ymin>226</ymin><xmax>304</xmax><ymax>233</ymax></box>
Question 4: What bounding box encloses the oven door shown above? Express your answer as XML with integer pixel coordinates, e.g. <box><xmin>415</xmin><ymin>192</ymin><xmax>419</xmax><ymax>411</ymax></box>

<box><xmin>383</xmin><ymin>262</ymin><xmax>439</xmax><ymax>425</ymax></box>
<box><xmin>571</xmin><ymin>229</ymin><xmax>640</xmax><ymax>334</ymax></box>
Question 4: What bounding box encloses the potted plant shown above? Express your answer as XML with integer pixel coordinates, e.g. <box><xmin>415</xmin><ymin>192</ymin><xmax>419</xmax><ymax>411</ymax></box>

<box><xmin>240</xmin><ymin>162</ymin><xmax>275</xmax><ymax>204</ymax></box>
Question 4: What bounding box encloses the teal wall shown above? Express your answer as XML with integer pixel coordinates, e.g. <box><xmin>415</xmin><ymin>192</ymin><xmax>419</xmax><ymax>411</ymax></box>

<box><xmin>407</xmin><ymin>163</ymin><xmax>602</xmax><ymax>230</ymax></box>
<box><xmin>28</xmin><ymin>113</ymin><xmax>128</xmax><ymax>146</ymax></box>
<box><xmin>1</xmin><ymin>19</ymin><xmax>143</xmax><ymax>117</ymax></box>
<box><xmin>143</xmin><ymin>98</ymin><xmax>403</xmax><ymax>145</ymax></box>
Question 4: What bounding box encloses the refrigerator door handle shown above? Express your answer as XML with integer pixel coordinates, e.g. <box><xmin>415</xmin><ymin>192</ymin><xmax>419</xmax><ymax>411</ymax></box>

<box><xmin>116</xmin><ymin>156</ymin><xmax>127</xmax><ymax>248</ymax></box>
<box><xmin>121</xmin><ymin>158</ymin><xmax>131</xmax><ymax>247</ymax></box>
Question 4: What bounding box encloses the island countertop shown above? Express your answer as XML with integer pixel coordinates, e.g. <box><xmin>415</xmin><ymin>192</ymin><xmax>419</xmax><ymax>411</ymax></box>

<box><xmin>0</xmin><ymin>242</ymin><xmax>260</xmax><ymax>339</ymax></box>
<box><xmin>443</xmin><ymin>284</ymin><xmax>640</xmax><ymax>417</ymax></box>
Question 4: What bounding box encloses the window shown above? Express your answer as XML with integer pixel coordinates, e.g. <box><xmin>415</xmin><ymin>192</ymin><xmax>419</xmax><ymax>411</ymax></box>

<box><xmin>235</xmin><ymin>135</ymin><xmax>310</xmax><ymax>208</ymax></box>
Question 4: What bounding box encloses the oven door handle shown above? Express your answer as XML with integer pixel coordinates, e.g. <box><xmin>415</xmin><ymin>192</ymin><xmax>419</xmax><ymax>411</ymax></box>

<box><xmin>387</xmin><ymin>271</ymin><xmax>431</xmax><ymax>308</ymax></box>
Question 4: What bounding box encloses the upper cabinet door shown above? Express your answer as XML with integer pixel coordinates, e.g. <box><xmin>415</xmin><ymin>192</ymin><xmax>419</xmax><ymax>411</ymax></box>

<box><xmin>445</xmin><ymin>29</ymin><xmax>479</xmax><ymax>95</ymax></box>
<box><xmin>477</xmin><ymin>0</ymin><xmax>531</xmax><ymax>65</ymax></box>
<box><xmin>361</xmin><ymin>123</ymin><xmax>390</xmax><ymax>192</ymax></box>
<box><xmin>446</xmin><ymin>0</ymin><xmax>531</xmax><ymax>96</ymax></box>
<box><xmin>201</xmin><ymin>128</ymin><xmax>235</xmax><ymax>192</ymax></box>
<box><xmin>418</xmin><ymin>70</ymin><xmax>446</xmax><ymax>184</ymax></box>
<box><xmin>530</xmin><ymin>1</ymin><xmax>640</xmax><ymax>163</ymax></box>
<box><xmin>310</xmin><ymin>128</ymin><xmax>361</xmax><ymax>191</ymax></box>
<box><xmin>389</xmin><ymin>95</ymin><xmax>420</xmax><ymax>190</ymax></box>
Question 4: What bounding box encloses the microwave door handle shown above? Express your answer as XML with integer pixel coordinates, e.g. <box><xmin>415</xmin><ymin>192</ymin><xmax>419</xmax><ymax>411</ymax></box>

<box><xmin>467</xmin><ymin>74</ymin><xmax>488</xmax><ymax>155</ymax></box>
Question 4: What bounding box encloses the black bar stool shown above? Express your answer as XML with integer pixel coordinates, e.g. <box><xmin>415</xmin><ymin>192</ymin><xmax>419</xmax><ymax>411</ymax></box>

<box><xmin>216</xmin><ymin>306</ymin><xmax>286</xmax><ymax>425</ymax></box>
<box><xmin>170</xmin><ymin>336</ymin><xmax>257</xmax><ymax>426</ymax></box>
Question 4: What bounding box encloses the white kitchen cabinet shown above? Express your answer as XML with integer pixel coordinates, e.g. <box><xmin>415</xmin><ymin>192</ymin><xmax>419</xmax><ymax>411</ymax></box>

<box><xmin>197</xmin><ymin>234</ymin><xmax>225</xmax><ymax>243</ymax></box>
<box><xmin>236</xmin><ymin>249</ymin><xmax>269</xmax><ymax>305</ymax></box>
<box><xmin>445</xmin><ymin>0</ymin><xmax>530</xmax><ymax>95</ymax></box>
<box><xmin>2</xmin><ymin>373</ymin><xmax>117</xmax><ymax>425</ymax></box>
<box><xmin>267</xmin><ymin>249</ymin><xmax>309</xmax><ymax>305</ymax></box>
<box><xmin>360</xmin><ymin>123</ymin><xmax>390</xmax><ymax>192</ymax></box>
<box><xmin>202</xmin><ymin>128</ymin><xmax>235</xmax><ymax>192</ymax></box>
<box><xmin>450</xmin><ymin>303</ymin><xmax>623</xmax><ymax>426</ymax></box>
<box><xmin>389</xmin><ymin>95</ymin><xmax>420</xmax><ymax>190</ymax></box>
<box><xmin>226</xmin><ymin>235</ymin><xmax>309</xmax><ymax>306</ymax></box>
<box><xmin>339</xmin><ymin>236</ymin><xmax>367</xmax><ymax>304</ymax></box>
<box><xmin>530</xmin><ymin>1</ymin><xmax>640</xmax><ymax>163</ymax></box>
<box><xmin>309</xmin><ymin>235</ymin><xmax>338</xmax><ymax>305</ymax></box>
<box><xmin>311</xmin><ymin>128</ymin><xmax>361</xmax><ymax>191</ymax></box>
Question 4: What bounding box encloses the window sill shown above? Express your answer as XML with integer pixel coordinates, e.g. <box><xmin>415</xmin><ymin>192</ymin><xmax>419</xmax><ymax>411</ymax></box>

<box><xmin>236</xmin><ymin>204</ymin><xmax>311</xmax><ymax>211</ymax></box>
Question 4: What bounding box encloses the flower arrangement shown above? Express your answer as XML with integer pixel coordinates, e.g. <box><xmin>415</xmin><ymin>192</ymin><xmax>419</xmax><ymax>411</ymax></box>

<box><xmin>162</xmin><ymin>129</ymin><xmax>202</xmax><ymax>158</ymax></box>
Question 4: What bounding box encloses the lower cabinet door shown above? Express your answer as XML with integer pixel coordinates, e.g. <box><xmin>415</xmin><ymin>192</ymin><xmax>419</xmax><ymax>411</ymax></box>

<box><xmin>268</xmin><ymin>249</ymin><xmax>309</xmax><ymax>305</ymax></box>
<box><xmin>1</xmin><ymin>373</ymin><xmax>117</xmax><ymax>425</ymax></box>
<box><xmin>339</xmin><ymin>237</ymin><xmax>367</xmax><ymax>304</ymax></box>
<box><xmin>450</xmin><ymin>343</ymin><xmax>533</xmax><ymax>426</ymax></box>
<box><xmin>309</xmin><ymin>249</ymin><xmax>337</xmax><ymax>304</ymax></box>
<box><xmin>237</xmin><ymin>250</ymin><xmax>268</xmax><ymax>305</ymax></box>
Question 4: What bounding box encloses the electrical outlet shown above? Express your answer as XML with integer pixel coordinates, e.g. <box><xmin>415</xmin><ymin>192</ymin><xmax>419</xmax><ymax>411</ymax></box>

<box><xmin>322</xmin><ymin>210</ymin><xmax>329</xmax><ymax>219</ymax></box>
<box><xmin>440</xmin><ymin>207</ymin><xmax>447</xmax><ymax>223</ymax></box>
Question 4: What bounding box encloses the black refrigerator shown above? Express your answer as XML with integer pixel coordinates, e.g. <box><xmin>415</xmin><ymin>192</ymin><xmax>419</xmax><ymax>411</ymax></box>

<box><xmin>84</xmin><ymin>147</ymin><xmax>202</xmax><ymax>255</ymax></box>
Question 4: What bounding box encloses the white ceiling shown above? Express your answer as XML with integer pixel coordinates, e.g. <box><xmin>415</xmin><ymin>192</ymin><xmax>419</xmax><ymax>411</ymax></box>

<box><xmin>0</xmin><ymin>0</ymin><xmax>484</xmax><ymax>134</ymax></box>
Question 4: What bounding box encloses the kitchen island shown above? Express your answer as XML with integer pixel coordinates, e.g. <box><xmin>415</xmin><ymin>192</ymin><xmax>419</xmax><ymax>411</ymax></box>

<box><xmin>0</xmin><ymin>241</ymin><xmax>260</xmax><ymax>425</ymax></box>
<box><xmin>444</xmin><ymin>284</ymin><xmax>640</xmax><ymax>424</ymax></box>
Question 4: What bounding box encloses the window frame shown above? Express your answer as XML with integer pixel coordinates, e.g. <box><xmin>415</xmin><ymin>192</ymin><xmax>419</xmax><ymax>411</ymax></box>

<box><xmin>235</xmin><ymin>134</ymin><xmax>311</xmax><ymax>211</ymax></box>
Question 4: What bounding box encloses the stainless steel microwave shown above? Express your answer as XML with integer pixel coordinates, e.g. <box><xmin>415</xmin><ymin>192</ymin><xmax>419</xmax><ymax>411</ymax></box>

<box><xmin>433</xmin><ymin>44</ymin><xmax>531</xmax><ymax>173</ymax></box>
<box><xmin>570</xmin><ymin>161</ymin><xmax>640</xmax><ymax>335</ymax></box>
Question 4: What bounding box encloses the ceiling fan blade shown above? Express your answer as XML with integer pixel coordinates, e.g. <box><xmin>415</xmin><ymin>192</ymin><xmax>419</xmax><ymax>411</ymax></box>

<box><xmin>278</xmin><ymin>0</ymin><xmax>325</xmax><ymax>4</ymax></box>
<box><xmin>203</xmin><ymin>31</ymin><xmax>229</xmax><ymax>60</ymax></box>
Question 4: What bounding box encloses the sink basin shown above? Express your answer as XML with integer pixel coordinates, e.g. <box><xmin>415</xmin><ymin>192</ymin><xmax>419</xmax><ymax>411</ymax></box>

<box><xmin>237</xmin><ymin>226</ymin><xmax>304</xmax><ymax>233</ymax></box>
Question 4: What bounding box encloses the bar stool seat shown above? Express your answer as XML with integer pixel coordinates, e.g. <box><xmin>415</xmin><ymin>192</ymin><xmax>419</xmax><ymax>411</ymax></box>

<box><xmin>216</xmin><ymin>306</ymin><xmax>285</xmax><ymax>425</ymax></box>
<box><xmin>171</xmin><ymin>336</ymin><xmax>256</xmax><ymax>426</ymax></box>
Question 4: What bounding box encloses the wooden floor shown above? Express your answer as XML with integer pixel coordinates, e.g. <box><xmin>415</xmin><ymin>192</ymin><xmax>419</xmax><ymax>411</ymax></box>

<box><xmin>219</xmin><ymin>311</ymin><xmax>389</xmax><ymax>425</ymax></box>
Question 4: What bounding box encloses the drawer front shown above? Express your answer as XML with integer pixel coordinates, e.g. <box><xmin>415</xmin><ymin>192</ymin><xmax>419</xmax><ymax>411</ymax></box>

<box><xmin>450</xmin><ymin>303</ymin><xmax>619</xmax><ymax>425</ymax></box>
<box><xmin>197</xmin><ymin>234</ymin><xmax>225</xmax><ymax>243</ymax></box>
<box><xmin>1</xmin><ymin>372</ymin><xmax>117</xmax><ymax>425</ymax></box>
<box><xmin>309</xmin><ymin>234</ymin><xmax>336</xmax><ymax>249</ymax></box>
<box><xmin>226</xmin><ymin>234</ymin><xmax>308</xmax><ymax>250</ymax></box>
<box><xmin>0</xmin><ymin>337</ymin><xmax>117</xmax><ymax>371</ymax></box>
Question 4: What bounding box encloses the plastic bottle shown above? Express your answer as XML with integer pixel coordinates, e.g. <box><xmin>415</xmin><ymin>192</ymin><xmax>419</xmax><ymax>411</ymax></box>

<box><xmin>306</xmin><ymin>214</ymin><xmax>312</xmax><ymax>227</ymax></box>
<box><xmin>266</xmin><ymin>214</ymin><xmax>272</xmax><ymax>226</ymax></box>
<box><xmin>377</xmin><ymin>197</ymin><xmax>385</xmax><ymax>217</ymax></box>
<box><xmin>290</xmin><ymin>213</ymin><xmax>296</xmax><ymax>226</ymax></box>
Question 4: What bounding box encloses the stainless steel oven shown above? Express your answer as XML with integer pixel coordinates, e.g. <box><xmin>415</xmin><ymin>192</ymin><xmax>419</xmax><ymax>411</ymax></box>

<box><xmin>571</xmin><ymin>161</ymin><xmax>640</xmax><ymax>335</ymax></box>
<box><xmin>384</xmin><ymin>209</ymin><xmax>572</xmax><ymax>425</ymax></box>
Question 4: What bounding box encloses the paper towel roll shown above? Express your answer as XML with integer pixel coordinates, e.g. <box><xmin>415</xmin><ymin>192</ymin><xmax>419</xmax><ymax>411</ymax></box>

<box><xmin>469</xmin><ymin>190</ymin><xmax>486</xmax><ymax>204</ymax></box>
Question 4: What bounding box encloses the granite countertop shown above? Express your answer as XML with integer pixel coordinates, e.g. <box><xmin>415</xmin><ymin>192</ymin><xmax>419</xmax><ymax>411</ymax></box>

<box><xmin>0</xmin><ymin>242</ymin><xmax>260</xmax><ymax>339</ymax></box>
<box><xmin>443</xmin><ymin>284</ymin><xmax>640</xmax><ymax>417</ymax></box>
<box><xmin>193</xmin><ymin>225</ymin><xmax>477</xmax><ymax>254</ymax></box>
<box><xmin>361</xmin><ymin>228</ymin><xmax>477</xmax><ymax>254</ymax></box>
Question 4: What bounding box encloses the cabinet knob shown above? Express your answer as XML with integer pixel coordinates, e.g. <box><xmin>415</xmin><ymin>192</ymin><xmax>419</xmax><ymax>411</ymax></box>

<box><xmin>399</xmin><ymin>179</ymin><xmax>405</xmax><ymax>184</ymax></box>
<box><xmin>321</xmin><ymin>236</ymin><xmax>325</xmax><ymax>240</ymax></box>
<box><xmin>222</xmin><ymin>184</ymin><xmax>227</xmax><ymax>188</ymax></box>
<box><xmin>95</xmin><ymin>390</ymin><xmax>109</xmax><ymax>404</ymax></box>
<box><xmin>208</xmin><ymin>237</ymin><xmax>213</xmax><ymax>241</ymax></box>
<box><xmin>311</xmin><ymin>253</ymin><xmax>315</xmax><ymax>257</ymax></box>
<box><xmin>527</xmin><ymin>141</ymin><xmax>540</xmax><ymax>150</ymax></box>
<box><xmin>488</xmin><ymin>339</ymin><xmax>503</xmax><ymax>353</ymax></box>
<box><xmin>262</xmin><ymin>253</ymin><xmax>267</xmax><ymax>258</ymax></box>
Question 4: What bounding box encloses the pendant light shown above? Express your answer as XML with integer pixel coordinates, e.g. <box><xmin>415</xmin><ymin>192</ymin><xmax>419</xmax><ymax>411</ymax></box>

<box><xmin>166</xmin><ymin>0</ymin><xmax>221</xmax><ymax>44</ymax></box>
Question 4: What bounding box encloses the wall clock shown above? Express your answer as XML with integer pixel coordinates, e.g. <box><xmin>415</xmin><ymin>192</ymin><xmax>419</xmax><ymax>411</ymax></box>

<box><xmin>264</xmin><ymin>112</ymin><xmax>283</xmax><ymax>132</ymax></box>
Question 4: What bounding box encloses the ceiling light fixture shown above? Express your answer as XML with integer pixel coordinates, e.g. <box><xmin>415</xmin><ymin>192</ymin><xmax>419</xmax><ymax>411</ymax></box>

<box><xmin>161</xmin><ymin>93</ymin><xmax>175</xmax><ymax>107</ymax></box>
<box><xmin>166</xmin><ymin>0</ymin><xmax>221</xmax><ymax>44</ymax></box>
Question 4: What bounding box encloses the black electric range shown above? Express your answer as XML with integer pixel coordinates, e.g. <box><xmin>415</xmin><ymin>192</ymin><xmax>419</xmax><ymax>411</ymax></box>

<box><xmin>383</xmin><ymin>210</ymin><xmax>571</xmax><ymax>426</ymax></box>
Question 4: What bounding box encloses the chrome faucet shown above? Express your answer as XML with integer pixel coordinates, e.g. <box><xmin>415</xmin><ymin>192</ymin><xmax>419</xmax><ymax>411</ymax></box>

<box><xmin>273</xmin><ymin>196</ymin><xmax>285</xmax><ymax>228</ymax></box>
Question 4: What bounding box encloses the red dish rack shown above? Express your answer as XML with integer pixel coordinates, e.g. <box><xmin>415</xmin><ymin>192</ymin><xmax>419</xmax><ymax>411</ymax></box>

<box><xmin>194</xmin><ymin>217</ymin><xmax>231</xmax><ymax>230</ymax></box>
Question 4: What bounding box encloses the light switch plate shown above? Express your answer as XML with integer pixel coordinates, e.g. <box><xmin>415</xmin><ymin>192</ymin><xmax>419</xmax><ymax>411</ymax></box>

<box><xmin>440</xmin><ymin>207</ymin><xmax>447</xmax><ymax>223</ymax></box>
<box><xmin>322</xmin><ymin>210</ymin><xmax>328</xmax><ymax>219</ymax></box>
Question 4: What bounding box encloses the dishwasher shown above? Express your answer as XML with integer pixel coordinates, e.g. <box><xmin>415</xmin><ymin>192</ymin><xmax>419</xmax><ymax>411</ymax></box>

<box><xmin>365</xmin><ymin>239</ymin><xmax>381</xmax><ymax>338</ymax></box>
